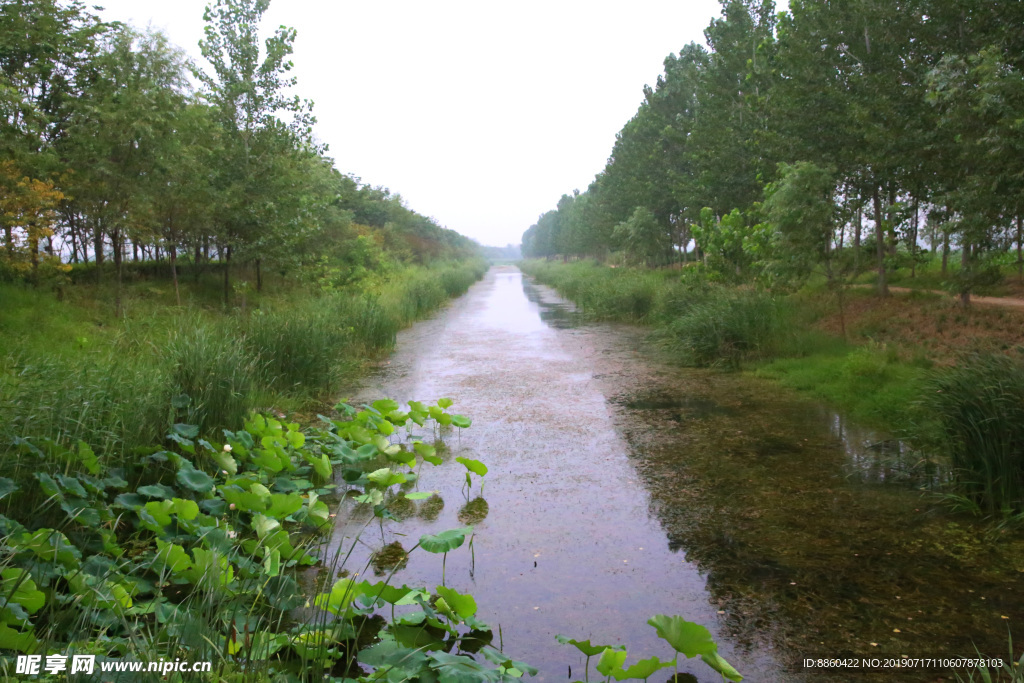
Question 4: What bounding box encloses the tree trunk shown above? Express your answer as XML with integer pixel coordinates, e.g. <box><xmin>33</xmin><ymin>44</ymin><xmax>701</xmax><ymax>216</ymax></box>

<box><xmin>941</xmin><ymin>230</ymin><xmax>949</xmax><ymax>275</ymax></box>
<box><xmin>28</xmin><ymin>222</ymin><xmax>39</xmax><ymax>286</ymax></box>
<box><xmin>113</xmin><ymin>227</ymin><xmax>123</xmax><ymax>316</ymax></box>
<box><xmin>910</xmin><ymin>200</ymin><xmax>918</xmax><ymax>278</ymax></box>
<box><xmin>854</xmin><ymin>203</ymin><xmax>862</xmax><ymax>250</ymax></box>
<box><xmin>69</xmin><ymin>220</ymin><xmax>79</xmax><ymax>264</ymax></box>
<box><xmin>1016</xmin><ymin>215</ymin><xmax>1022</xmax><ymax>283</ymax></box>
<box><xmin>872</xmin><ymin>186</ymin><xmax>888</xmax><ymax>296</ymax></box>
<box><xmin>854</xmin><ymin>201</ymin><xmax>863</xmax><ymax>273</ymax></box>
<box><xmin>837</xmin><ymin>279</ymin><xmax>847</xmax><ymax>341</ymax></box>
<box><xmin>256</xmin><ymin>257</ymin><xmax>262</xmax><ymax>292</ymax></box>
<box><xmin>94</xmin><ymin>226</ymin><xmax>104</xmax><ymax>284</ymax></box>
<box><xmin>960</xmin><ymin>240</ymin><xmax>971</xmax><ymax>307</ymax></box>
<box><xmin>223</xmin><ymin>244</ymin><xmax>231</xmax><ymax>307</ymax></box>
<box><xmin>171</xmin><ymin>243</ymin><xmax>180</xmax><ymax>306</ymax></box>
<box><xmin>886</xmin><ymin>187</ymin><xmax>898</xmax><ymax>256</ymax></box>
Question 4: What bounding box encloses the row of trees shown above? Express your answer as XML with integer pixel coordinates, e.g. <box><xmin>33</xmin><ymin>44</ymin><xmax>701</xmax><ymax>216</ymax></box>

<box><xmin>1</xmin><ymin>0</ymin><xmax>476</xmax><ymax>306</ymax></box>
<box><xmin>522</xmin><ymin>0</ymin><xmax>1024</xmax><ymax>301</ymax></box>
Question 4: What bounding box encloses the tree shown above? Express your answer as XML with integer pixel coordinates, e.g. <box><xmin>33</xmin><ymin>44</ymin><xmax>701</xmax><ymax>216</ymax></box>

<box><xmin>927</xmin><ymin>48</ymin><xmax>1024</xmax><ymax>303</ymax></box>
<box><xmin>58</xmin><ymin>26</ymin><xmax>190</xmax><ymax>311</ymax></box>
<box><xmin>764</xmin><ymin>161</ymin><xmax>859</xmax><ymax>335</ymax></box>
<box><xmin>613</xmin><ymin>207</ymin><xmax>671</xmax><ymax>266</ymax></box>
<box><xmin>197</xmin><ymin>0</ymin><xmax>317</xmax><ymax>302</ymax></box>
<box><xmin>0</xmin><ymin>160</ymin><xmax>66</xmax><ymax>284</ymax></box>
<box><xmin>0</xmin><ymin>0</ymin><xmax>109</xmax><ymax>164</ymax></box>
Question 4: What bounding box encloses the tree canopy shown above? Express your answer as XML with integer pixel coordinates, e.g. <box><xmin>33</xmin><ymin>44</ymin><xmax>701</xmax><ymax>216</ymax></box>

<box><xmin>0</xmin><ymin>0</ymin><xmax>479</xmax><ymax>299</ymax></box>
<box><xmin>522</xmin><ymin>0</ymin><xmax>1024</xmax><ymax>301</ymax></box>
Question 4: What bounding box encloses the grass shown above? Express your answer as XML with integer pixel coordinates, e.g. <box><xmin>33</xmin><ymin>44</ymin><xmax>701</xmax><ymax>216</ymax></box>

<box><xmin>520</xmin><ymin>260</ymin><xmax>676</xmax><ymax>322</ymax></box>
<box><xmin>0</xmin><ymin>350</ymin><xmax>173</xmax><ymax>466</ymax></box>
<box><xmin>243</xmin><ymin>308</ymin><xmax>354</xmax><ymax>395</ymax></box>
<box><xmin>753</xmin><ymin>341</ymin><xmax>928</xmax><ymax>433</ymax></box>
<box><xmin>522</xmin><ymin>259</ymin><xmax>783</xmax><ymax>366</ymax></box>
<box><xmin>662</xmin><ymin>288</ymin><xmax>783</xmax><ymax>368</ymax></box>
<box><xmin>168</xmin><ymin>320</ymin><xmax>262</xmax><ymax>432</ymax></box>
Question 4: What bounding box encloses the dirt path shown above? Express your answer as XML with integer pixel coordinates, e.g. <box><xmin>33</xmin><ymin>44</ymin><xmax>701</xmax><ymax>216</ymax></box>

<box><xmin>854</xmin><ymin>284</ymin><xmax>1024</xmax><ymax>309</ymax></box>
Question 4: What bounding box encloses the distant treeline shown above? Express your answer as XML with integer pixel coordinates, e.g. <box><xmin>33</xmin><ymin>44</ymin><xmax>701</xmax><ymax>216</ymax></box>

<box><xmin>522</xmin><ymin>0</ymin><xmax>1024</xmax><ymax>298</ymax></box>
<box><xmin>479</xmin><ymin>244</ymin><xmax>521</xmax><ymax>261</ymax></box>
<box><xmin>0</xmin><ymin>0</ymin><xmax>478</xmax><ymax>302</ymax></box>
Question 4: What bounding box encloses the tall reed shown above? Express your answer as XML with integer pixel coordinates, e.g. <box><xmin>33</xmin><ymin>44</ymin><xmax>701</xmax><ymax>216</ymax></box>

<box><xmin>923</xmin><ymin>355</ymin><xmax>1024</xmax><ymax>515</ymax></box>
<box><xmin>165</xmin><ymin>321</ymin><xmax>261</xmax><ymax>433</ymax></box>
<box><xmin>663</xmin><ymin>289</ymin><xmax>783</xmax><ymax>367</ymax></box>
<box><xmin>244</xmin><ymin>308</ymin><xmax>354</xmax><ymax>394</ymax></box>
<box><xmin>0</xmin><ymin>351</ymin><xmax>171</xmax><ymax>468</ymax></box>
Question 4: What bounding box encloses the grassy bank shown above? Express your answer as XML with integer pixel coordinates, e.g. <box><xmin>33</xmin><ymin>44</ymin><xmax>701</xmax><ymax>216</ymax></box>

<box><xmin>521</xmin><ymin>258</ymin><xmax>1024</xmax><ymax>515</ymax></box>
<box><xmin>0</xmin><ymin>258</ymin><xmax>487</xmax><ymax>470</ymax></box>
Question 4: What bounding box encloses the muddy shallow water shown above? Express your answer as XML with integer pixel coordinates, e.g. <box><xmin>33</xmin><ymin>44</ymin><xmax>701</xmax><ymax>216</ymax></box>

<box><xmin>330</xmin><ymin>266</ymin><xmax>1022</xmax><ymax>683</ymax></box>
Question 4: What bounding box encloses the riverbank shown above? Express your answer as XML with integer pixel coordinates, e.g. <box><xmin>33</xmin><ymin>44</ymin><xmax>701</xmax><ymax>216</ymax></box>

<box><xmin>1</xmin><ymin>258</ymin><xmax>487</xmax><ymax>459</ymax></box>
<box><xmin>520</xmin><ymin>259</ymin><xmax>1024</xmax><ymax>418</ymax></box>
<box><xmin>519</xmin><ymin>258</ymin><xmax>1024</xmax><ymax>512</ymax></box>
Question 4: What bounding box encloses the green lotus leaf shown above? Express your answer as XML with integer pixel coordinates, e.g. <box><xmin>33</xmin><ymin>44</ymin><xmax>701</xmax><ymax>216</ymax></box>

<box><xmin>701</xmin><ymin>651</ymin><xmax>743</xmax><ymax>681</ymax></box>
<box><xmin>176</xmin><ymin>466</ymin><xmax>214</xmax><ymax>493</ymax></box>
<box><xmin>419</xmin><ymin>527</ymin><xmax>472</xmax><ymax>554</ymax></box>
<box><xmin>647</xmin><ymin>615</ymin><xmax>717</xmax><ymax>658</ymax></box>
<box><xmin>455</xmin><ymin>457</ymin><xmax>488</xmax><ymax>477</ymax></box>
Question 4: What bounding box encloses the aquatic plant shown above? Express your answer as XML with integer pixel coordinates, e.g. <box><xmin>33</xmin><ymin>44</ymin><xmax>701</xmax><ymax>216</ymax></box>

<box><xmin>0</xmin><ymin>396</ymin><xmax>523</xmax><ymax>682</ymax></box>
<box><xmin>557</xmin><ymin>615</ymin><xmax>742</xmax><ymax>682</ymax></box>
<box><xmin>243</xmin><ymin>307</ymin><xmax>354</xmax><ymax>394</ymax></box>
<box><xmin>0</xmin><ymin>351</ymin><xmax>171</xmax><ymax>461</ymax></box>
<box><xmin>165</xmin><ymin>320</ymin><xmax>262</xmax><ymax>431</ymax></box>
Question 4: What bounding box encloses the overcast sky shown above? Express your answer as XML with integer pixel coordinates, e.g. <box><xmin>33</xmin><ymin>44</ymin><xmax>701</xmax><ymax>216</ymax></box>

<box><xmin>96</xmin><ymin>0</ymin><xmax>726</xmax><ymax>246</ymax></box>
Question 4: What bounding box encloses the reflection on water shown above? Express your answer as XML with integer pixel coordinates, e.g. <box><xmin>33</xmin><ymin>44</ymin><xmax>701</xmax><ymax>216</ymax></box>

<box><xmin>331</xmin><ymin>266</ymin><xmax>1022</xmax><ymax>683</ymax></box>
<box><xmin>520</xmin><ymin>276</ymin><xmax>584</xmax><ymax>329</ymax></box>
<box><xmin>830</xmin><ymin>414</ymin><xmax>946</xmax><ymax>487</ymax></box>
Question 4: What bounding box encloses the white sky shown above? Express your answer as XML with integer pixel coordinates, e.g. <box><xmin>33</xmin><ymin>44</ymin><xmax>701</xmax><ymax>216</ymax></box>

<box><xmin>95</xmin><ymin>0</ymin><xmax>724</xmax><ymax>246</ymax></box>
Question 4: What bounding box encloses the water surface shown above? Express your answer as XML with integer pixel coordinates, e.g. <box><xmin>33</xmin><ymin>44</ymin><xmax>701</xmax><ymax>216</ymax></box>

<box><xmin>331</xmin><ymin>266</ymin><xmax>1022</xmax><ymax>683</ymax></box>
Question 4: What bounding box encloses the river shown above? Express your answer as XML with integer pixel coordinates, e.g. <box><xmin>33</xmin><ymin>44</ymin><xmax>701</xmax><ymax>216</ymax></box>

<box><xmin>328</xmin><ymin>266</ymin><xmax>1021</xmax><ymax>683</ymax></box>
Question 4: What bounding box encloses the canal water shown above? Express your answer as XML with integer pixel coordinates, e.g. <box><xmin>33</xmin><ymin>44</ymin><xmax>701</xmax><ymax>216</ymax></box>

<box><xmin>329</xmin><ymin>266</ymin><xmax>1021</xmax><ymax>683</ymax></box>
